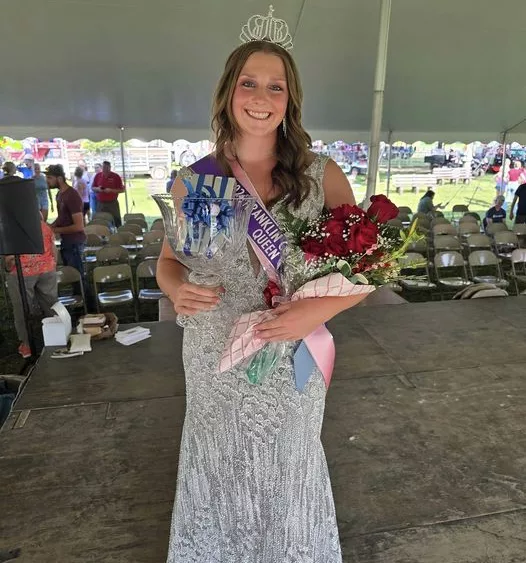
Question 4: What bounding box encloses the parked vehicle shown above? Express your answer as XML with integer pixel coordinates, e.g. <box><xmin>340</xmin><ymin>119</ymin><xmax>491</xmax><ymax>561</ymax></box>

<box><xmin>107</xmin><ymin>146</ymin><xmax>172</xmax><ymax>180</ymax></box>
<box><xmin>424</xmin><ymin>154</ymin><xmax>447</xmax><ymax>169</ymax></box>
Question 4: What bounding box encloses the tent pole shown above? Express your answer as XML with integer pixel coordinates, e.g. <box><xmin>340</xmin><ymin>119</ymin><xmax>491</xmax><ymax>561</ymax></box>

<box><xmin>501</xmin><ymin>130</ymin><xmax>507</xmax><ymax>172</ymax></box>
<box><xmin>365</xmin><ymin>0</ymin><xmax>392</xmax><ymax>203</ymax></box>
<box><xmin>386</xmin><ymin>130</ymin><xmax>393</xmax><ymax>197</ymax></box>
<box><xmin>119</xmin><ymin>127</ymin><xmax>129</xmax><ymax>214</ymax></box>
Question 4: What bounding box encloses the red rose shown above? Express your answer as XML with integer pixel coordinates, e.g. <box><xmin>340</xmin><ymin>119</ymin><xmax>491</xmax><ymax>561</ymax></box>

<box><xmin>325</xmin><ymin>218</ymin><xmax>345</xmax><ymax>236</ymax></box>
<box><xmin>347</xmin><ymin>217</ymin><xmax>379</xmax><ymax>253</ymax></box>
<box><xmin>331</xmin><ymin>204</ymin><xmax>365</xmax><ymax>222</ymax></box>
<box><xmin>326</xmin><ymin>234</ymin><xmax>348</xmax><ymax>257</ymax></box>
<box><xmin>302</xmin><ymin>238</ymin><xmax>325</xmax><ymax>257</ymax></box>
<box><xmin>366</xmin><ymin>194</ymin><xmax>399</xmax><ymax>223</ymax></box>
<box><xmin>264</xmin><ymin>280</ymin><xmax>281</xmax><ymax>308</ymax></box>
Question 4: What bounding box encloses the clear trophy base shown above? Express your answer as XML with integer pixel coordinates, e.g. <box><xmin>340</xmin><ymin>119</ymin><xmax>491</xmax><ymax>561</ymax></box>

<box><xmin>176</xmin><ymin>272</ymin><xmax>223</xmax><ymax>328</ymax></box>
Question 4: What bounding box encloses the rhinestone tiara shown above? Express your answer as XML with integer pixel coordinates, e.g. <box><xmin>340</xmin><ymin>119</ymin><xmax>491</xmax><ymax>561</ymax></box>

<box><xmin>240</xmin><ymin>5</ymin><xmax>293</xmax><ymax>51</ymax></box>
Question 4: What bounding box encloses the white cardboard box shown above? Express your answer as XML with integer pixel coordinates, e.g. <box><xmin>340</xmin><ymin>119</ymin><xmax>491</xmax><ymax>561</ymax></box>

<box><xmin>42</xmin><ymin>302</ymin><xmax>72</xmax><ymax>346</ymax></box>
<box><xmin>42</xmin><ymin>317</ymin><xmax>68</xmax><ymax>346</ymax></box>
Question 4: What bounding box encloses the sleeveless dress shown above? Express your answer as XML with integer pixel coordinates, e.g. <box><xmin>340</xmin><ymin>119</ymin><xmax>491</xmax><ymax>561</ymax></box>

<box><xmin>166</xmin><ymin>154</ymin><xmax>343</xmax><ymax>563</ymax></box>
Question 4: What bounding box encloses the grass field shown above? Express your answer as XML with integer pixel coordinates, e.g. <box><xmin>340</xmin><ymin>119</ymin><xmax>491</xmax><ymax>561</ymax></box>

<box><xmin>353</xmin><ymin>171</ymin><xmax>497</xmax><ymax>219</ymax></box>
<box><xmin>77</xmin><ymin>170</ymin><xmax>499</xmax><ymax>225</ymax></box>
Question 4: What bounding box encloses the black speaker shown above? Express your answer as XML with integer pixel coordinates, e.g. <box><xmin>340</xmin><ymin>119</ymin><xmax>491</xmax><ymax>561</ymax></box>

<box><xmin>0</xmin><ymin>177</ymin><xmax>43</xmax><ymax>255</ymax></box>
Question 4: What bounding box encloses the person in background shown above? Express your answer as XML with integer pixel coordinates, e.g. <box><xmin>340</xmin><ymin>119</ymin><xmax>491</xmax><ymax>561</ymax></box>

<box><xmin>166</xmin><ymin>169</ymin><xmax>178</xmax><ymax>193</ymax></box>
<box><xmin>73</xmin><ymin>166</ymin><xmax>90</xmax><ymax>221</ymax></box>
<box><xmin>33</xmin><ymin>163</ymin><xmax>52</xmax><ymax>221</ymax></box>
<box><xmin>504</xmin><ymin>160</ymin><xmax>525</xmax><ymax>210</ymax></box>
<box><xmin>87</xmin><ymin>163</ymin><xmax>102</xmax><ymax>219</ymax></box>
<box><xmin>509</xmin><ymin>180</ymin><xmax>526</xmax><ymax>224</ymax></box>
<box><xmin>2</xmin><ymin>161</ymin><xmax>18</xmax><ymax>178</ymax></box>
<box><xmin>17</xmin><ymin>155</ymin><xmax>35</xmax><ymax>179</ymax></box>
<box><xmin>91</xmin><ymin>161</ymin><xmax>125</xmax><ymax>227</ymax></box>
<box><xmin>494</xmin><ymin>168</ymin><xmax>506</xmax><ymax>198</ymax></box>
<box><xmin>4</xmin><ymin>215</ymin><xmax>58</xmax><ymax>359</ymax></box>
<box><xmin>483</xmin><ymin>195</ymin><xmax>506</xmax><ymax>230</ymax></box>
<box><xmin>46</xmin><ymin>164</ymin><xmax>86</xmax><ymax>274</ymax></box>
<box><xmin>417</xmin><ymin>189</ymin><xmax>445</xmax><ymax>217</ymax></box>
<box><xmin>77</xmin><ymin>160</ymin><xmax>91</xmax><ymax>185</ymax></box>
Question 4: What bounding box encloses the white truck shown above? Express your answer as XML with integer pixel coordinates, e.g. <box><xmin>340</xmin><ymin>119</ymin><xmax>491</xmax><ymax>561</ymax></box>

<box><xmin>106</xmin><ymin>146</ymin><xmax>173</xmax><ymax>180</ymax></box>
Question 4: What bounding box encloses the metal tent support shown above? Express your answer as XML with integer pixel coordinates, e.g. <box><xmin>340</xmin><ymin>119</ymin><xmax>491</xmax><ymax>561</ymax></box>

<box><xmin>119</xmin><ymin>127</ymin><xmax>130</xmax><ymax>215</ymax></box>
<box><xmin>385</xmin><ymin>130</ymin><xmax>393</xmax><ymax>197</ymax></box>
<box><xmin>365</xmin><ymin>0</ymin><xmax>392</xmax><ymax>202</ymax></box>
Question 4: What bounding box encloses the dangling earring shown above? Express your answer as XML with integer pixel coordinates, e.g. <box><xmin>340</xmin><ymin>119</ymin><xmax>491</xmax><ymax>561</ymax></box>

<box><xmin>282</xmin><ymin>117</ymin><xmax>287</xmax><ymax>138</ymax></box>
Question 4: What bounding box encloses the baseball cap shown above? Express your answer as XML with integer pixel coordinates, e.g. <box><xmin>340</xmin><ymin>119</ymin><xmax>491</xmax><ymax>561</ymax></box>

<box><xmin>45</xmin><ymin>164</ymin><xmax>65</xmax><ymax>177</ymax></box>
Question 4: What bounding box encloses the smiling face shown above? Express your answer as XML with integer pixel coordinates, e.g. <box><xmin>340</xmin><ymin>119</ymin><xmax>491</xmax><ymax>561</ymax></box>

<box><xmin>231</xmin><ymin>51</ymin><xmax>288</xmax><ymax>139</ymax></box>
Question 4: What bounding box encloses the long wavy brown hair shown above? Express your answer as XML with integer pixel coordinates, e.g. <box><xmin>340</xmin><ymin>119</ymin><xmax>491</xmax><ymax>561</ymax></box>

<box><xmin>212</xmin><ymin>41</ymin><xmax>314</xmax><ymax>209</ymax></box>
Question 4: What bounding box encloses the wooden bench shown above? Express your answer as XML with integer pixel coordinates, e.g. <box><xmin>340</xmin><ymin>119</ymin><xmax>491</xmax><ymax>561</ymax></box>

<box><xmin>392</xmin><ymin>174</ymin><xmax>436</xmax><ymax>194</ymax></box>
<box><xmin>432</xmin><ymin>167</ymin><xmax>472</xmax><ymax>184</ymax></box>
<box><xmin>457</xmin><ymin>167</ymin><xmax>472</xmax><ymax>183</ymax></box>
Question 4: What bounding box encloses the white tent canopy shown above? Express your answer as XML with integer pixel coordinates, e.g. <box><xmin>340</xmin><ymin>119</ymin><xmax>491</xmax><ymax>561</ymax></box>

<box><xmin>1</xmin><ymin>0</ymin><xmax>525</xmax><ymax>143</ymax></box>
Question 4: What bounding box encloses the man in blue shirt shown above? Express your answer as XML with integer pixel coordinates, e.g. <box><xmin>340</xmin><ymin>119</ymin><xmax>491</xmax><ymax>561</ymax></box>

<box><xmin>33</xmin><ymin>163</ymin><xmax>52</xmax><ymax>221</ymax></box>
<box><xmin>483</xmin><ymin>195</ymin><xmax>506</xmax><ymax>230</ymax></box>
<box><xmin>17</xmin><ymin>155</ymin><xmax>35</xmax><ymax>179</ymax></box>
<box><xmin>166</xmin><ymin>169</ymin><xmax>178</xmax><ymax>193</ymax></box>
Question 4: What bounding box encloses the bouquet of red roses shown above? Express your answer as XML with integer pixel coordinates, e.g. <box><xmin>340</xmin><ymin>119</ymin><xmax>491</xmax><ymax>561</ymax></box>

<box><xmin>263</xmin><ymin>194</ymin><xmax>421</xmax><ymax>307</ymax></box>
<box><xmin>228</xmin><ymin>195</ymin><xmax>422</xmax><ymax>390</ymax></box>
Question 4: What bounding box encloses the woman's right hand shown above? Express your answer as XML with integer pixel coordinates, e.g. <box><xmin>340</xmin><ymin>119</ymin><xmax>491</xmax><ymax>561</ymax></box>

<box><xmin>172</xmin><ymin>282</ymin><xmax>224</xmax><ymax>316</ymax></box>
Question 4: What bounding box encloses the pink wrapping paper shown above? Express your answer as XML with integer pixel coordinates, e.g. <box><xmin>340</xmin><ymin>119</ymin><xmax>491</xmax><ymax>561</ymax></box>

<box><xmin>219</xmin><ymin>272</ymin><xmax>376</xmax><ymax>375</ymax></box>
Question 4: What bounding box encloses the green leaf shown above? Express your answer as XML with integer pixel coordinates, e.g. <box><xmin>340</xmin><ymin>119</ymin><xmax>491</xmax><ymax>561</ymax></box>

<box><xmin>336</xmin><ymin>259</ymin><xmax>352</xmax><ymax>278</ymax></box>
<box><xmin>350</xmin><ymin>273</ymin><xmax>369</xmax><ymax>285</ymax></box>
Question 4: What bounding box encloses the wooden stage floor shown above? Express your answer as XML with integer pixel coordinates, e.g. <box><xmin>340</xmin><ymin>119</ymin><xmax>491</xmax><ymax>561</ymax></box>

<box><xmin>1</xmin><ymin>298</ymin><xmax>526</xmax><ymax>562</ymax></box>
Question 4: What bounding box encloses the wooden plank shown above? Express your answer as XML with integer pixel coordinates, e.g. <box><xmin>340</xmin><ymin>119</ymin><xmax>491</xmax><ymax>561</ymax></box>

<box><xmin>14</xmin><ymin>322</ymin><xmax>185</xmax><ymax>410</ymax></box>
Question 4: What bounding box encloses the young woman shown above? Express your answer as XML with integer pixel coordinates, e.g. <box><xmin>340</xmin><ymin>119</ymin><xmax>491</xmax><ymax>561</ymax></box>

<box><xmin>157</xmin><ymin>39</ymin><xmax>369</xmax><ymax>563</ymax></box>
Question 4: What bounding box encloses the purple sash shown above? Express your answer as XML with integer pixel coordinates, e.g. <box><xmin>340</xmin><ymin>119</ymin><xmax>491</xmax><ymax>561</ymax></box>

<box><xmin>190</xmin><ymin>155</ymin><xmax>286</xmax><ymax>281</ymax></box>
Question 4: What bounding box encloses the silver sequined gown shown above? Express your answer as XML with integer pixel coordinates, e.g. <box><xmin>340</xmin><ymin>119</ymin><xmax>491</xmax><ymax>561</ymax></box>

<box><xmin>167</xmin><ymin>154</ymin><xmax>342</xmax><ymax>563</ymax></box>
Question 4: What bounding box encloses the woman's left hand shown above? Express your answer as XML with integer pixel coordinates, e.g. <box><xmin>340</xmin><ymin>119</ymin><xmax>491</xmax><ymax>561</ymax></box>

<box><xmin>254</xmin><ymin>299</ymin><xmax>329</xmax><ymax>342</ymax></box>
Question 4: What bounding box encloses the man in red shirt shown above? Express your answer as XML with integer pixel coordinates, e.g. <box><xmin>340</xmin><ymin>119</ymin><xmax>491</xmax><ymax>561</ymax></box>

<box><xmin>5</xmin><ymin>217</ymin><xmax>58</xmax><ymax>358</ymax></box>
<box><xmin>91</xmin><ymin>160</ymin><xmax>125</xmax><ymax>227</ymax></box>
